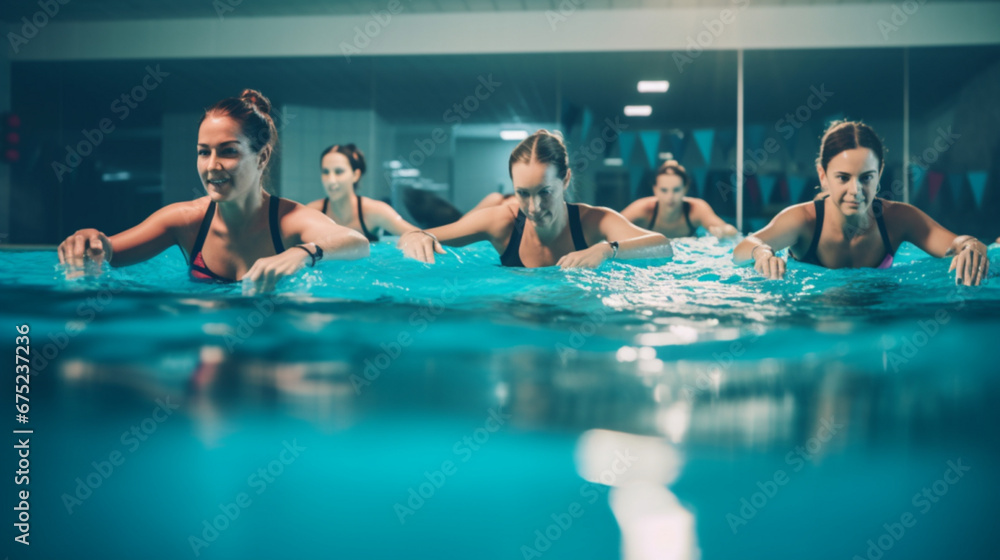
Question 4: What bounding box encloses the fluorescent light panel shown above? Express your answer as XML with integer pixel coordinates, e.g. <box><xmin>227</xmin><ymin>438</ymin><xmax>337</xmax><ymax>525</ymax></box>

<box><xmin>624</xmin><ymin>105</ymin><xmax>652</xmax><ymax>117</ymax></box>
<box><xmin>638</xmin><ymin>80</ymin><xmax>669</xmax><ymax>93</ymax></box>
<box><xmin>500</xmin><ymin>130</ymin><xmax>529</xmax><ymax>141</ymax></box>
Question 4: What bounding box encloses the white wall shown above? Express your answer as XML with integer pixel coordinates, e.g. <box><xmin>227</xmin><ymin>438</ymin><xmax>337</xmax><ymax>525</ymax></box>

<box><xmin>279</xmin><ymin>104</ymin><xmax>392</xmax><ymax>205</ymax></box>
<box><xmin>7</xmin><ymin>3</ymin><xmax>1000</xmax><ymax>61</ymax></box>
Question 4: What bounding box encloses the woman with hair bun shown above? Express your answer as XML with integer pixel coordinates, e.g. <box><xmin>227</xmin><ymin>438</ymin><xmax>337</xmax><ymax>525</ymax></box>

<box><xmin>734</xmin><ymin>121</ymin><xmax>989</xmax><ymax>286</ymax></box>
<box><xmin>398</xmin><ymin>129</ymin><xmax>672</xmax><ymax>268</ymax></box>
<box><xmin>57</xmin><ymin>89</ymin><xmax>369</xmax><ymax>292</ymax></box>
<box><xmin>306</xmin><ymin>143</ymin><xmax>419</xmax><ymax>241</ymax></box>
<box><xmin>621</xmin><ymin>159</ymin><xmax>738</xmax><ymax>239</ymax></box>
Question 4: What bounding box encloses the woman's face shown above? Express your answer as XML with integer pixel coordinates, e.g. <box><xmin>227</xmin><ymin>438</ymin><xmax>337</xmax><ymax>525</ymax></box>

<box><xmin>653</xmin><ymin>172</ymin><xmax>686</xmax><ymax>209</ymax></box>
<box><xmin>512</xmin><ymin>160</ymin><xmax>568</xmax><ymax>228</ymax></box>
<box><xmin>321</xmin><ymin>151</ymin><xmax>361</xmax><ymax>201</ymax></box>
<box><xmin>818</xmin><ymin>147</ymin><xmax>881</xmax><ymax>217</ymax></box>
<box><xmin>197</xmin><ymin>115</ymin><xmax>267</xmax><ymax>202</ymax></box>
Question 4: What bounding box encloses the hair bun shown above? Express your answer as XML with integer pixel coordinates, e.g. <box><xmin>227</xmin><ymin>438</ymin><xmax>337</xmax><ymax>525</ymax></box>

<box><xmin>240</xmin><ymin>89</ymin><xmax>272</xmax><ymax>115</ymax></box>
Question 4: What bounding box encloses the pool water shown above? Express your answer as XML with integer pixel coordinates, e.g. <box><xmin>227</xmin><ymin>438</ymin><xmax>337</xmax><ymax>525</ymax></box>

<box><xmin>2</xmin><ymin>238</ymin><xmax>999</xmax><ymax>560</ymax></box>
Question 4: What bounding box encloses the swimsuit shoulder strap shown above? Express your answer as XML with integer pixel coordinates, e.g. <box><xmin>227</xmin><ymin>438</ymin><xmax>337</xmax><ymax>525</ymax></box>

<box><xmin>357</xmin><ymin>196</ymin><xmax>379</xmax><ymax>242</ymax></box>
<box><xmin>799</xmin><ymin>197</ymin><xmax>826</xmax><ymax>265</ymax></box>
<box><xmin>648</xmin><ymin>200</ymin><xmax>659</xmax><ymax>230</ymax></box>
<box><xmin>322</xmin><ymin>197</ymin><xmax>328</xmax><ymax>214</ymax></box>
<box><xmin>567</xmin><ymin>203</ymin><xmax>588</xmax><ymax>250</ymax></box>
<box><xmin>269</xmin><ymin>195</ymin><xmax>285</xmax><ymax>253</ymax></box>
<box><xmin>873</xmin><ymin>198</ymin><xmax>893</xmax><ymax>255</ymax></box>
<box><xmin>682</xmin><ymin>200</ymin><xmax>696</xmax><ymax>236</ymax></box>
<box><xmin>190</xmin><ymin>200</ymin><xmax>216</xmax><ymax>264</ymax></box>
<box><xmin>499</xmin><ymin>209</ymin><xmax>527</xmax><ymax>267</ymax></box>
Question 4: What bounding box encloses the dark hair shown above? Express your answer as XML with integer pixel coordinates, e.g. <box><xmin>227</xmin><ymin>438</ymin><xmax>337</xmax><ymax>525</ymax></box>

<box><xmin>508</xmin><ymin>129</ymin><xmax>569</xmax><ymax>181</ymax></box>
<box><xmin>320</xmin><ymin>144</ymin><xmax>367</xmax><ymax>191</ymax></box>
<box><xmin>200</xmin><ymin>89</ymin><xmax>278</xmax><ymax>188</ymax></box>
<box><xmin>655</xmin><ymin>160</ymin><xmax>688</xmax><ymax>188</ymax></box>
<box><xmin>817</xmin><ymin>121</ymin><xmax>886</xmax><ymax>173</ymax></box>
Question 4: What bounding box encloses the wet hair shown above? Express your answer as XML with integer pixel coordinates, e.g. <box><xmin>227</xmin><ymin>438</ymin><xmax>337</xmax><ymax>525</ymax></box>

<box><xmin>655</xmin><ymin>160</ymin><xmax>688</xmax><ymax>188</ymax></box>
<box><xmin>320</xmin><ymin>144</ymin><xmax>367</xmax><ymax>191</ymax></box>
<box><xmin>200</xmin><ymin>89</ymin><xmax>278</xmax><ymax>187</ymax></box>
<box><xmin>508</xmin><ymin>129</ymin><xmax>570</xmax><ymax>182</ymax></box>
<box><xmin>817</xmin><ymin>121</ymin><xmax>886</xmax><ymax>173</ymax></box>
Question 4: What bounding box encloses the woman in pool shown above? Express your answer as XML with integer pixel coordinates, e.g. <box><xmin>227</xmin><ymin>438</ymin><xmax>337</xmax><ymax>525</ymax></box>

<box><xmin>398</xmin><ymin>130</ymin><xmax>672</xmax><ymax>268</ymax></box>
<box><xmin>733</xmin><ymin>121</ymin><xmax>989</xmax><ymax>286</ymax></box>
<box><xmin>306</xmin><ymin>143</ymin><xmax>420</xmax><ymax>240</ymax></box>
<box><xmin>621</xmin><ymin>160</ymin><xmax>738</xmax><ymax>239</ymax></box>
<box><xmin>57</xmin><ymin>89</ymin><xmax>369</xmax><ymax>291</ymax></box>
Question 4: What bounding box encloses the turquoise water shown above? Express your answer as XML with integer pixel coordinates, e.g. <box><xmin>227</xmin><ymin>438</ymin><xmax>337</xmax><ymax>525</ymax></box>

<box><xmin>2</xmin><ymin>239</ymin><xmax>999</xmax><ymax>559</ymax></box>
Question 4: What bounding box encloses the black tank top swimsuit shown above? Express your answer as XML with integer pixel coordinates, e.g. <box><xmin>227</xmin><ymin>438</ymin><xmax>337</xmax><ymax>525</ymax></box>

<box><xmin>500</xmin><ymin>203</ymin><xmax>589</xmax><ymax>268</ymax></box>
<box><xmin>323</xmin><ymin>195</ymin><xmax>379</xmax><ymax>242</ymax></box>
<box><xmin>189</xmin><ymin>195</ymin><xmax>285</xmax><ymax>282</ymax></box>
<box><xmin>649</xmin><ymin>200</ymin><xmax>697</xmax><ymax>237</ymax></box>
<box><xmin>791</xmin><ymin>196</ymin><xmax>895</xmax><ymax>268</ymax></box>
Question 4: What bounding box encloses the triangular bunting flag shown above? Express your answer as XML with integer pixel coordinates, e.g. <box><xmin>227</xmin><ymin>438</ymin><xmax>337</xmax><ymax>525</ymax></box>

<box><xmin>759</xmin><ymin>174</ymin><xmax>778</xmax><ymax>205</ymax></box>
<box><xmin>925</xmin><ymin>171</ymin><xmax>944</xmax><ymax>204</ymax></box>
<box><xmin>944</xmin><ymin>173</ymin><xmax>964</xmax><ymax>206</ymax></box>
<box><xmin>746</xmin><ymin>124</ymin><xmax>767</xmax><ymax>152</ymax></box>
<box><xmin>967</xmin><ymin>171</ymin><xmax>988</xmax><ymax>208</ymax></box>
<box><xmin>640</xmin><ymin>131</ymin><xmax>660</xmax><ymax>169</ymax></box>
<box><xmin>619</xmin><ymin>132</ymin><xmax>637</xmax><ymax>166</ymax></box>
<box><xmin>629</xmin><ymin>166</ymin><xmax>647</xmax><ymax>199</ymax></box>
<box><xmin>668</xmin><ymin>131</ymin><xmax>686</xmax><ymax>162</ymax></box>
<box><xmin>581</xmin><ymin>108</ymin><xmax>593</xmax><ymax>143</ymax></box>
<box><xmin>693</xmin><ymin>128</ymin><xmax>715</xmax><ymax>166</ymax></box>
<box><xmin>788</xmin><ymin>175</ymin><xmax>808</xmax><ymax>203</ymax></box>
<box><xmin>691</xmin><ymin>167</ymin><xmax>708</xmax><ymax>198</ymax></box>
<box><xmin>909</xmin><ymin>163</ymin><xmax>927</xmax><ymax>195</ymax></box>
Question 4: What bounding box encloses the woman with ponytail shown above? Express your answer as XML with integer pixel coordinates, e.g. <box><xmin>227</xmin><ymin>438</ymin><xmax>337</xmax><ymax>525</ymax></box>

<box><xmin>58</xmin><ymin>89</ymin><xmax>369</xmax><ymax>292</ymax></box>
<box><xmin>398</xmin><ymin>130</ymin><xmax>672</xmax><ymax>268</ymax></box>
<box><xmin>307</xmin><ymin>143</ymin><xmax>419</xmax><ymax>241</ymax></box>
<box><xmin>734</xmin><ymin>121</ymin><xmax>989</xmax><ymax>286</ymax></box>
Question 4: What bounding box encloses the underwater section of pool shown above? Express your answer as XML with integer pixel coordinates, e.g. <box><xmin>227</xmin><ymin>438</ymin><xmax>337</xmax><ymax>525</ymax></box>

<box><xmin>2</xmin><ymin>238</ymin><xmax>999</xmax><ymax>560</ymax></box>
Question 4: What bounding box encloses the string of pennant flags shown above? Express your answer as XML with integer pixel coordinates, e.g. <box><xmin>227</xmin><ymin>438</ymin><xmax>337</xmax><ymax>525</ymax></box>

<box><xmin>565</xmin><ymin>108</ymin><xmax>991</xmax><ymax>209</ymax></box>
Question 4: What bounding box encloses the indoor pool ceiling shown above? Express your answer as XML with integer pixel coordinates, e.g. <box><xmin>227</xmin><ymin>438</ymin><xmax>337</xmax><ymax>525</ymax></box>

<box><xmin>1</xmin><ymin>0</ymin><xmax>974</xmax><ymax>22</ymax></box>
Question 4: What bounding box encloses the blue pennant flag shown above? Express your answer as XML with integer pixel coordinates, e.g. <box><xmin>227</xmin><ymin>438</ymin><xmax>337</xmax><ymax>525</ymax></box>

<box><xmin>693</xmin><ymin>128</ymin><xmax>714</xmax><ymax>165</ymax></box>
<box><xmin>619</xmin><ymin>132</ymin><xmax>637</xmax><ymax>165</ymax></box>
<box><xmin>967</xmin><ymin>171</ymin><xmax>988</xmax><ymax>208</ymax></box>
<box><xmin>759</xmin><ymin>174</ymin><xmax>778</xmax><ymax>205</ymax></box>
<box><xmin>640</xmin><ymin>131</ymin><xmax>660</xmax><ymax>169</ymax></box>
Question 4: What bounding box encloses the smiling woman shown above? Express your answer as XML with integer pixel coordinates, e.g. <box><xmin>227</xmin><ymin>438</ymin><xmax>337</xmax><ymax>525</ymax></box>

<box><xmin>398</xmin><ymin>129</ymin><xmax>673</xmax><ymax>268</ymax></box>
<box><xmin>733</xmin><ymin>121</ymin><xmax>990</xmax><ymax>286</ymax></box>
<box><xmin>56</xmin><ymin>89</ymin><xmax>369</xmax><ymax>292</ymax></box>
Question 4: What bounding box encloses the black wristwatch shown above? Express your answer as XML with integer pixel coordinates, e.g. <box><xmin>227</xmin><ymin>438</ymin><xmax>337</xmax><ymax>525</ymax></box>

<box><xmin>294</xmin><ymin>243</ymin><xmax>324</xmax><ymax>267</ymax></box>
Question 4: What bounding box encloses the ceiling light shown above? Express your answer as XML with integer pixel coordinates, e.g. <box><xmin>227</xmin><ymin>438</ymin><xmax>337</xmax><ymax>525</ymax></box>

<box><xmin>624</xmin><ymin>105</ymin><xmax>652</xmax><ymax>117</ymax></box>
<box><xmin>638</xmin><ymin>81</ymin><xmax>669</xmax><ymax>93</ymax></box>
<box><xmin>500</xmin><ymin>130</ymin><xmax>529</xmax><ymax>141</ymax></box>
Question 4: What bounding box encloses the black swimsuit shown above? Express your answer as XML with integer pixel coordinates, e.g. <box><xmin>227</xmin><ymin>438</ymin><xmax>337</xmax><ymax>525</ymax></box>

<box><xmin>499</xmin><ymin>203</ymin><xmax>589</xmax><ymax>268</ymax></box>
<box><xmin>189</xmin><ymin>195</ymin><xmax>285</xmax><ymax>283</ymax></box>
<box><xmin>323</xmin><ymin>195</ymin><xmax>379</xmax><ymax>242</ymax></box>
<box><xmin>791</xmin><ymin>196</ymin><xmax>895</xmax><ymax>268</ymax></box>
<box><xmin>649</xmin><ymin>200</ymin><xmax>697</xmax><ymax>237</ymax></box>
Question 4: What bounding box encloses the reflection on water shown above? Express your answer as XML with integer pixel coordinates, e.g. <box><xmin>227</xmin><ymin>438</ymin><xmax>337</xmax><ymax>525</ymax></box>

<box><xmin>2</xmin><ymin>241</ymin><xmax>998</xmax><ymax>559</ymax></box>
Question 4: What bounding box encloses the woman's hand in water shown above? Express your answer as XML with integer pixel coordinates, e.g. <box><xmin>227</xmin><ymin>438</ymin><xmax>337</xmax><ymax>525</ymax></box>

<box><xmin>949</xmin><ymin>240</ymin><xmax>989</xmax><ymax>287</ymax></box>
<box><xmin>753</xmin><ymin>248</ymin><xmax>786</xmax><ymax>280</ymax></box>
<box><xmin>557</xmin><ymin>243</ymin><xmax>614</xmax><ymax>269</ymax></box>
<box><xmin>242</xmin><ymin>248</ymin><xmax>312</xmax><ymax>294</ymax></box>
<box><xmin>58</xmin><ymin>229</ymin><xmax>112</xmax><ymax>269</ymax></box>
<box><xmin>398</xmin><ymin>231</ymin><xmax>445</xmax><ymax>264</ymax></box>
